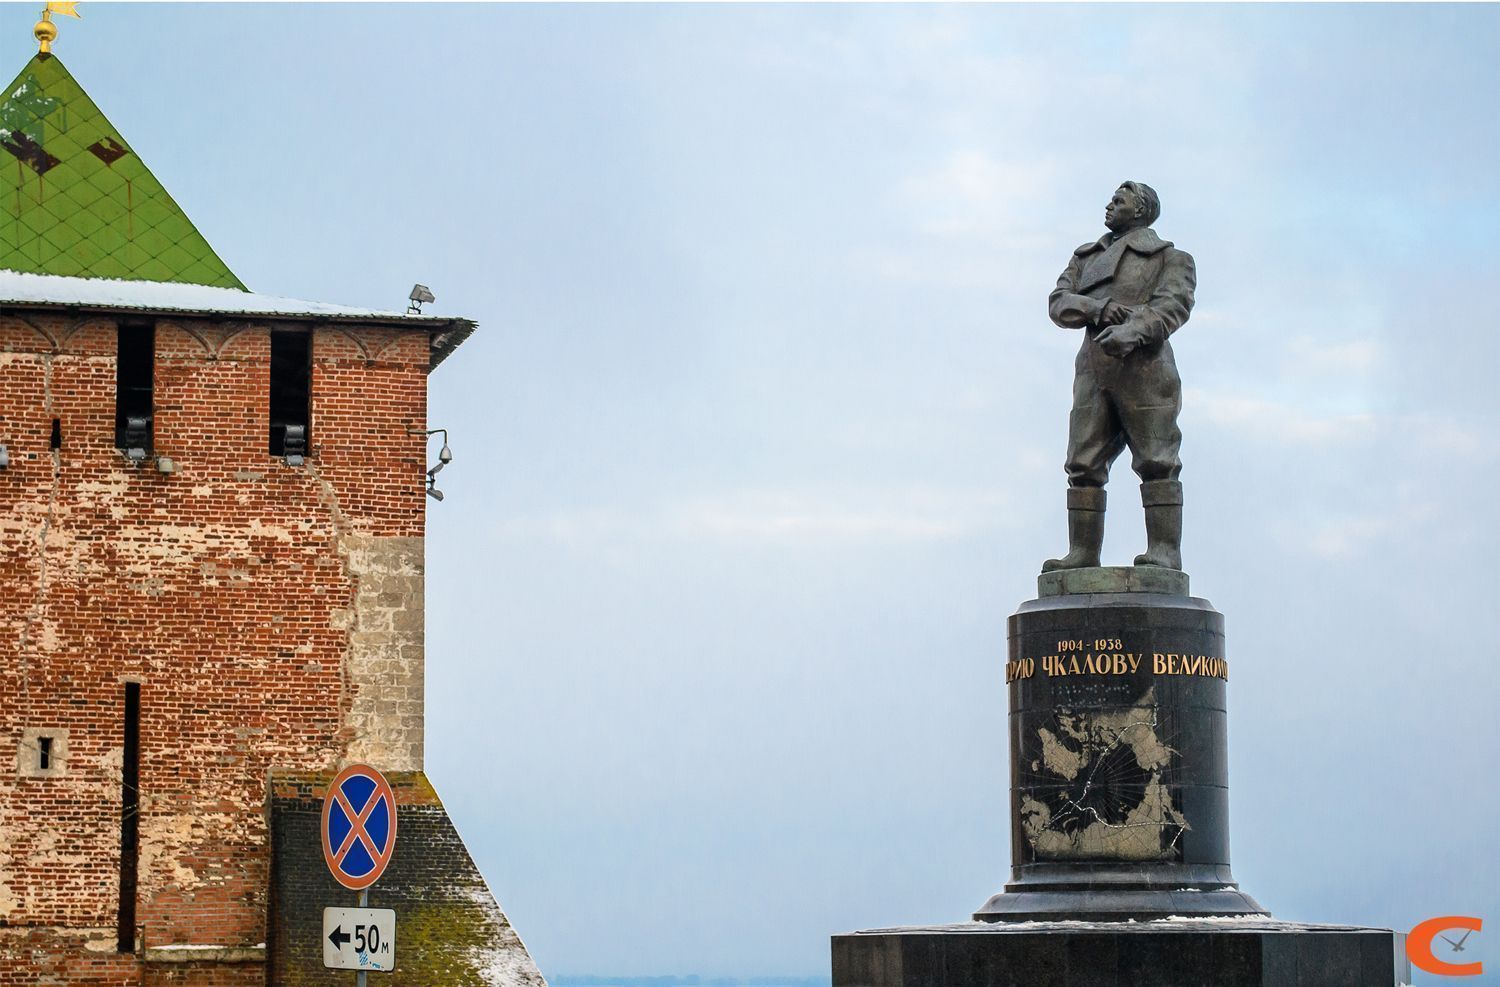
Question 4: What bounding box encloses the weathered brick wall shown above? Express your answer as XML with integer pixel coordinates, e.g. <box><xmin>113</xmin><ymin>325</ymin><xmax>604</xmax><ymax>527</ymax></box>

<box><xmin>0</xmin><ymin>313</ymin><xmax>430</xmax><ymax>984</ymax></box>
<box><xmin>0</xmin><ymin>927</ymin><xmax>140</xmax><ymax>986</ymax></box>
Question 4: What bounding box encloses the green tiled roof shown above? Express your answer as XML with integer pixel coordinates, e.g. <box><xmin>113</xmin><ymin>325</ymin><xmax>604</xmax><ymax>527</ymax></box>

<box><xmin>0</xmin><ymin>52</ymin><xmax>244</xmax><ymax>289</ymax></box>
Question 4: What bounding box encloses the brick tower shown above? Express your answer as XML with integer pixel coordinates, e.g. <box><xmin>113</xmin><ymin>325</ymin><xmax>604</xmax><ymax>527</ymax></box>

<box><xmin>0</xmin><ymin>28</ymin><xmax>545</xmax><ymax>987</ymax></box>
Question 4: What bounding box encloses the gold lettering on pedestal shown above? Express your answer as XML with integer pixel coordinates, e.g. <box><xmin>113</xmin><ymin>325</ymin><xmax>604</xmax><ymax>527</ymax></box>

<box><xmin>1018</xmin><ymin>639</ymin><xmax>1228</xmax><ymax>681</ymax></box>
<box><xmin>1151</xmin><ymin>652</ymin><xmax>1228</xmax><ymax>680</ymax></box>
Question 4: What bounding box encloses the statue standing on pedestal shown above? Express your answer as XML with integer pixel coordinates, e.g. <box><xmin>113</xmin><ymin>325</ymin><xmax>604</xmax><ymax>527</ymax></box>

<box><xmin>837</xmin><ymin>184</ymin><xmax>1411</xmax><ymax>985</ymax></box>
<box><xmin>1043</xmin><ymin>182</ymin><xmax>1196</xmax><ymax>573</ymax></box>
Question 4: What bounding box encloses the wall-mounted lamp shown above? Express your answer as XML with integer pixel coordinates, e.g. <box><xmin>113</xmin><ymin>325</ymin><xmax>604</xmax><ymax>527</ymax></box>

<box><xmin>154</xmin><ymin>457</ymin><xmax>176</xmax><ymax>475</ymax></box>
<box><xmin>283</xmin><ymin>424</ymin><xmax>307</xmax><ymax>467</ymax></box>
<box><xmin>121</xmin><ymin>415</ymin><xmax>150</xmax><ymax>463</ymax></box>
<box><xmin>408</xmin><ymin>427</ymin><xmax>453</xmax><ymax>502</ymax></box>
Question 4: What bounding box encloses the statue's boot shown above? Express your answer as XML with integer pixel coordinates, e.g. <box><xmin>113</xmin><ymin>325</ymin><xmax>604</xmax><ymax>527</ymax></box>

<box><xmin>1042</xmin><ymin>487</ymin><xmax>1105</xmax><ymax>572</ymax></box>
<box><xmin>1134</xmin><ymin>479</ymin><xmax>1183</xmax><ymax>569</ymax></box>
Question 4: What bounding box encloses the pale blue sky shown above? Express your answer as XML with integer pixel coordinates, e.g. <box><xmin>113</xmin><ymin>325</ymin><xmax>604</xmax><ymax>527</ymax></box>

<box><xmin>15</xmin><ymin>4</ymin><xmax>1499</xmax><ymax>980</ymax></box>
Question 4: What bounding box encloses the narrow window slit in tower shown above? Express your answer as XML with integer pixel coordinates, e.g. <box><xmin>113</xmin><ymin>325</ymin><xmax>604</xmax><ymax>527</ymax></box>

<box><xmin>115</xmin><ymin>323</ymin><xmax>154</xmax><ymax>454</ymax></box>
<box><xmin>37</xmin><ymin>736</ymin><xmax>52</xmax><ymax>770</ymax></box>
<box><xmin>269</xmin><ymin>330</ymin><xmax>312</xmax><ymax>460</ymax></box>
<box><xmin>117</xmin><ymin>682</ymin><xmax>140</xmax><ymax>954</ymax></box>
<box><xmin>49</xmin><ymin>418</ymin><xmax>61</xmax><ymax>450</ymax></box>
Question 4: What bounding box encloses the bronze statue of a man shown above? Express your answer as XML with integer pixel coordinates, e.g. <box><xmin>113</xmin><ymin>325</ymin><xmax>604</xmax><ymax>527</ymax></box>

<box><xmin>1043</xmin><ymin>182</ymin><xmax>1196</xmax><ymax>572</ymax></box>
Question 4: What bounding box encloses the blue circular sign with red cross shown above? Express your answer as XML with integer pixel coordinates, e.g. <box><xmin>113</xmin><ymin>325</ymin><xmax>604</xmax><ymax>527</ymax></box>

<box><xmin>321</xmin><ymin>763</ymin><xmax>398</xmax><ymax>891</ymax></box>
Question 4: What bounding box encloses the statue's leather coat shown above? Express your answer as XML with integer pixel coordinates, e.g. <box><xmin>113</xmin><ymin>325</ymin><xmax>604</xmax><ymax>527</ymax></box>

<box><xmin>1048</xmin><ymin>227</ymin><xmax>1196</xmax><ymax>349</ymax></box>
<box><xmin>1046</xmin><ymin>226</ymin><xmax>1197</xmax><ymax>487</ymax></box>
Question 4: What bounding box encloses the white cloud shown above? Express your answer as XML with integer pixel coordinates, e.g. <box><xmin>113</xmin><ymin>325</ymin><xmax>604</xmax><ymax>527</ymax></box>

<box><xmin>901</xmin><ymin>150</ymin><xmax>1064</xmax><ymax>237</ymax></box>
<box><xmin>862</xmin><ymin>149</ymin><xmax>1072</xmax><ymax>289</ymax></box>
<box><xmin>490</xmin><ymin>509</ymin><xmax>640</xmax><ymax>549</ymax></box>
<box><xmin>1302</xmin><ymin>514</ymin><xmax>1395</xmax><ymax>560</ymax></box>
<box><xmin>1282</xmin><ymin>336</ymin><xmax>1383</xmax><ymax>377</ymax></box>
<box><xmin>1187</xmin><ymin>387</ymin><xmax>1378</xmax><ymax>445</ymax></box>
<box><xmin>1188</xmin><ymin>387</ymin><xmax>1496</xmax><ymax>464</ymax></box>
<box><xmin>676</xmin><ymin>484</ymin><xmax>1019</xmax><ymax>540</ymax></box>
<box><xmin>677</xmin><ymin>504</ymin><xmax>963</xmax><ymax>540</ymax></box>
<box><xmin>489</xmin><ymin>487</ymin><xmax>1016</xmax><ymax>548</ymax></box>
<box><xmin>1405</xmin><ymin>415</ymin><xmax>1495</xmax><ymax>460</ymax></box>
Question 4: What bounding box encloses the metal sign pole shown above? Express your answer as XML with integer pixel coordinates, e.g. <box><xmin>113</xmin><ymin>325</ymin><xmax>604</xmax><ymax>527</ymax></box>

<box><xmin>356</xmin><ymin>888</ymin><xmax>368</xmax><ymax>987</ymax></box>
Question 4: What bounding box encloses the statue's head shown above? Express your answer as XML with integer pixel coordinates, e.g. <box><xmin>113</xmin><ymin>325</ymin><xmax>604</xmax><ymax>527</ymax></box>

<box><xmin>1104</xmin><ymin>181</ymin><xmax>1160</xmax><ymax>233</ymax></box>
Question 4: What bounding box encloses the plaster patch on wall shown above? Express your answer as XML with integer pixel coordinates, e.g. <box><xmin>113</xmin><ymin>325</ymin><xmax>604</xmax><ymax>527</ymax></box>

<box><xmin>245</xmin><ymin>519</ymin><xmax>294</xmax><ymax>542</ymax></box>
<box><xmin>0</xmin><ymin>843</ymin><xmax>21</xmax><ymax>919</ymax></box>
<box><xmin>340</xmin><ymin>535</ymin><xmax>424</xmax><ymax>772</ymax></box>
<box><xmin>32</xmin><ymin>618</ymin><xmax>61</xmax><ymax>651</ymax></box>
<box><xmin>138</xmin><ymin>811</ymin><xmax>259</xmax><ymax>895</ymax></box>
<box><xmin>16</xmin><ymin>728</ymin><xmax>68</xmax><ymax>778</ymax></box>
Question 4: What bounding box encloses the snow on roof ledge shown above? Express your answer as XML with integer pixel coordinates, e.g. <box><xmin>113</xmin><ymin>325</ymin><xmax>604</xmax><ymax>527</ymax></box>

<box><xmin>3</xmin><ymin>268</ymin><xmax>421</xmax><ymax>319</ymax></box>
<box><xmin>0</xmin><ymin>269</ymin><xmax>475</xmax><ymax>368</ymax></box>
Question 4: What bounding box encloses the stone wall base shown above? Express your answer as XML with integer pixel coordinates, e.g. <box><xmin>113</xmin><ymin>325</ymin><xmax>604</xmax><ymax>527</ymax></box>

<box><xmin>269</xmin><ymin>770</ymin><xmax>547</xmax><ymax>986</ymax></box>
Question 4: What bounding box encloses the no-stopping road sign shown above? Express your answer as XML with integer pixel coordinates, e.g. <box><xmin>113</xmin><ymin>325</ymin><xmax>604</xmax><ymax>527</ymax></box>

<box><xmin>321</xmin><ymin>764</ymin><xmax>398</xmax><ymax>891</ymax></box>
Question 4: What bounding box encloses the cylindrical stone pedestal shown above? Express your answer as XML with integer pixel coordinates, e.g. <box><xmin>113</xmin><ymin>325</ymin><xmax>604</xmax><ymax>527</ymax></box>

<box><xmin>833</xmin><ymin>565</ymin><xmax>1407</xmax><ymax>984</ymax></box>
<box><xmin>974</xmin><ymin>567</ymin><xmax>1266</xmax><ymax>921</ymax></box>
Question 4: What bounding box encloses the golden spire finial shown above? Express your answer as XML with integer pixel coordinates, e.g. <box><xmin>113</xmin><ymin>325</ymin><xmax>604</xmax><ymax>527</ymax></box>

<box><xmin>34</xmin><ymin>2</ymin><xmax>80</xmax><ymax>54</ymax></box>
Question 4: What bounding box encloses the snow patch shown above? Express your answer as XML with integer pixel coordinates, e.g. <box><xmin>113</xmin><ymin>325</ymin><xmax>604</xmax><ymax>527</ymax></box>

<box><xmin>149</xmin><ymin>943</ymin><xmax>234</xmax><ymax>951</ymax></box>
<box><xmin>0</xmin><ymin>268</ymin><xmax>439</xmax><ymax>322</ymax></box>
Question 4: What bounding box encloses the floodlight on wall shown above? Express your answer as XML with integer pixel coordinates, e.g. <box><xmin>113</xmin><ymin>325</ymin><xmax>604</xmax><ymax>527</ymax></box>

<box><xmin>154</xmin><ymin>457</ymin><xmax>176</xmax><ymax>475</ymax></box>
<box><xmin>407</xmin><ymin>284</ymin><xmax>436</xmax><ymax>315</ymax></box>
<box><xmin>0</xmin><ymin>445</ymin><xmax>8</xmax><ymax>469</ymax></box>
<box><xmin>283</xmin><ymin>424</ymin><xmax>307</xmax><ymax>467</ymax></box>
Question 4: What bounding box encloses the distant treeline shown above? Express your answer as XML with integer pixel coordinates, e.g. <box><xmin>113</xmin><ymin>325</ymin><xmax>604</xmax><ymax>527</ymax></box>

<box><xmin>553</xmin><ymin>978</ymin><xmax>830</xmax><ymax>987</ymax></box>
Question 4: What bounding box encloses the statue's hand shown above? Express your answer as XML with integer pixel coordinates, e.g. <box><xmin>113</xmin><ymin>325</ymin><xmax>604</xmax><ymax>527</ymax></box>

<box><xmin>1099</xmin><ymin>300</ymin><xmax>1133</xmax><ymax>327</ymax></box>
<box><xmin>1096</xmin><ymin>323</ymin><xmax>1146</xmax><ymax>358</ymax></box>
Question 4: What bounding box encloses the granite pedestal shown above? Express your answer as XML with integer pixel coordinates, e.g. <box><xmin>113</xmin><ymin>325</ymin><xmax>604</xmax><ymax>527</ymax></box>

<box><xmin>832</xmin><ymin>569</ymin><xmax>1408</xmax><ymax>986</ymax></box>
<box><xmin>977</xmin><ymin>567</ymin><xmax>1260</xmax><ymax>920</ymax></box>
<box><xmin>832</xmin><ymin>919</ymin><xmax>1411</xmax><ymax>987</ymax></box>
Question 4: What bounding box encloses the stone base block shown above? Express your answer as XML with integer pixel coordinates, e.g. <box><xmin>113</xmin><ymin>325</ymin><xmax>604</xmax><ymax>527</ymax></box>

<box><xmin>1036</xmin><ymin>565</ymin><xmax>1188</xmax><ymax>598</ymax></box>
<box><xmin>974</xmin><ymin>882</ymin><xmax>1267</xmax><ymax>922</ymax></box>
<box><xmin>831</xmin><ymin>919</ymin><xmax>1409</xmax><ymax>987</ymax></box>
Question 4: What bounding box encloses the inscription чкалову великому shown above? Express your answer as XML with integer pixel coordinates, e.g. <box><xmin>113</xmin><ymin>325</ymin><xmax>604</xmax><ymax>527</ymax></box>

<box><xmin>1006</xmin><ymin>639</ymin><xmax>1228</xmax><ymax>684</ymax></box>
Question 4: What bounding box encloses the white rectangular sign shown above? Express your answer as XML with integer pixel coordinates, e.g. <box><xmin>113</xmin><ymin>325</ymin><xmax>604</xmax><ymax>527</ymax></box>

<box><xmin>322</xmin><ymin>907</ymin><xmax>396</xmax><ymax>972</ymax></box>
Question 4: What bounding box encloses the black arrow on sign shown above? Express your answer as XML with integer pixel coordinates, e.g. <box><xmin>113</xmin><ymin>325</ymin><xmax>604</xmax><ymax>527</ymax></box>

<box><xmin>328</xmin><ymin>925</ymin><xmax>351</xmax><ymax>949</ymax></box>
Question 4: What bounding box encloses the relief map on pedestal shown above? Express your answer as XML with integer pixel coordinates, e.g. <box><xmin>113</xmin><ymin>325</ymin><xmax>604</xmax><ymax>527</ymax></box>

<box><xmin>1019</xmin><ymin>688</ymin><xmax>1187</xmax><ymax>860</ymax></box>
